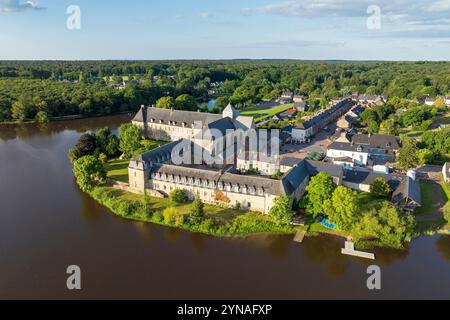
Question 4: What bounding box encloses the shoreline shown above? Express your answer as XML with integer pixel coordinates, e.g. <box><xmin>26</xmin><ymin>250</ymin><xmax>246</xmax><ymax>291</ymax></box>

<box><xmin>0</xmin><ymin>110</ymin><xmax>135</xmax><ymax>126</ymax></box>
<box><xmin>85</xmin><ymin>183</ymin><xmax>416</xmax><ymax>250</ymax></box>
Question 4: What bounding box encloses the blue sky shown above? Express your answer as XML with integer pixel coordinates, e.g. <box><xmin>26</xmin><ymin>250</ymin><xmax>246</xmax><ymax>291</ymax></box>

<box><xmin>1</xmin><ymin>0</ymin><xmax>450</xmax><ymax>60</ymax></box>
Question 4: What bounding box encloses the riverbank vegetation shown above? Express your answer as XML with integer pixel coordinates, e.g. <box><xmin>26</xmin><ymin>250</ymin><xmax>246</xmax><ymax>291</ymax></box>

<box><xmin>299</xmin><ymin>173</ymin><xmax>416</xmax><ymax>249</ymax></box>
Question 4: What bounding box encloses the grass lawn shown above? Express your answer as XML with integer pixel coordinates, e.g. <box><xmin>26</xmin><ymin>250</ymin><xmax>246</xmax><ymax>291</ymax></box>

<box><xmin>415</xmin><ymin>182</ymin><xmax>436</xmax><ymax>216</ymax></box>
<box><xmin>105</xmin><ymin>159</ymin><xmax>129</xmax><ymax>183</ymax></box>
<box><xmin>105</xmin><ymin>139</ymin><xmax>165</xmax><ymax>183</ymax></box>
<box><xmin>240</xmin><ymin>103</ymin><xmax>294</xmax><ymax>122</ymax></box>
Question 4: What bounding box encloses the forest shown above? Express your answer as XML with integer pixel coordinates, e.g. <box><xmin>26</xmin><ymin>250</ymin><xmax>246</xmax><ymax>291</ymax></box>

<box><xmin>1</xmin><ymin>60</ymin><xmax>450</xmax><ymax>123</ymax></box>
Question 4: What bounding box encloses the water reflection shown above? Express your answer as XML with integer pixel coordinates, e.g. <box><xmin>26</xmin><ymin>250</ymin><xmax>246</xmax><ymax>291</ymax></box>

<box><xmin>0</xmin><ymin>114</ymin><xmax>132</xmax><ymax>141</ymax></box>
<box><xmin>436</xmin><ymin>236</ymin><xmax>450</xmax><ymax>261</ymax></box>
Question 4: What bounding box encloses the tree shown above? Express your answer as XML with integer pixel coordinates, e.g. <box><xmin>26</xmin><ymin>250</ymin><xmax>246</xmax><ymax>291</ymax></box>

<box><xmin>73</xmin><ymin>155</ymin><xmax>106</xmax><ymax>192</ymax></box>
<box><xmin>95</xmin><ymin>127</ymin><xmax>119</xmax><ymax>158</ymax></box>
<box><xmin>324</xmin><ymin>186</ymin><xmax>359</xmax><ymax>231</ymax></box>
<box><xmin>11</xmin><ymin>98</ymin><xmax>27</xmax><ymax>123</ymax></box>
<box><xmin>189</xmin><ymin>198</ymin><xmax>205</xmax><ymax>224</ymax></box>
<box><xmin>268</xmin><ymin>195</ymin><xmax>293</xmax><ymax>225</ymax></box>
<box><xmin>304</xmin><ymin>172</ymin><xmax>335</xmax><ymax>217</ymax></box>
<box><xmin>418</xmin><ymin>148</ymin><xmax>435</xmax><ymax>165</ymax></box>
<box><xmin>35</xmin><ymin>110</ymin><xmax>49</xmax><ymax>123</ymax></box>
<box><xmin>156</xmin><ymin>96</ymin><xmax>175</xmax><ymax>109</ymax></box>
<box><xmin>370</xmin><ymin>178</ymin><xmax>391</xmax><ymax>198</ymax></box>
<box><xmin>75</xmin><ymin>133</ymin><xmax>96</xmax><ymax>156</ymax></box>
<box><xmin>398</xmin><ymin>137</ymin><xmax>420</xmax><ymax>170</ymax></box>
<box><xmin>355</xmin><ymin>201</ymin><xmax>415</xmax><ymax>247</ymax></box>
<box><xmin>118</xmin><ymin>124</ymin><xmax>141</xmax><ymax>158</ymax></box>
<box><xmin>68</xmin><ymin>147</ymin><xmax>82</xmax><ymax>163</ymax></box>
<box><xmin>175</xmin><ymin>94</ymin><xmax>197</xmax><ymax>111</ymax></box>
<box><xmin>444</xmin><ymin>202</ymin><xmax>450</xmax><ymax>224</ymax></box>
<box><xmin>170</xmin><ymin>189</ymin><xmax>188</xmax><ymax>204</ymax></box>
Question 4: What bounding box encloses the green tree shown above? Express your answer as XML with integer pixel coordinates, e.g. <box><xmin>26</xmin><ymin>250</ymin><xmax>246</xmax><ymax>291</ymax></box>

<box><xmin>35</xmin><ymin>110</ymin><xmax>49</xmax><ymax>123</ymax></box>
<box><xmin>304</xmin><ymin>172</ymin><xmax>336</xmax><ymax>217</ymax></box>
<box><xmin>370</xmin><ymin>178</ymin><xmax>391</xmax><ymax>198</ymax></box>
<box><xmin>324</xmin><ymin>186</ymin><xmax>359</xmax><ymax>231</ymax></box>
<box><xmin>68</xmin><ymin>147</ymin><xmax>82</xmax><ymax>163</ymax></box>
<box><xmin>418</xmin><ymin>148</ymin><xmax>435</xmax><ymax>165</ymax></box>
<box><xmin>118</xmin><ymin>124</ymin><xmax>141</xmax><ymax>158</ymax></box>
<box><xmin>170</xmin><ymin>189</ymin><xmax>188</xmax><ymax>204</ymax></box>
<box><xmin>268</xmin><ymin>195</ymin><xmax>293</xmax><ymax>225</ymax></box>
<box><xmin>444</xmin><ymin>202</ymin><xmax>450</xmax><ymax>224</ymax></box>
<box><xmin>11</xmin><ymin>98</ymin><xmax>28</xmax><ymax>123</ymax></box>
<box><xmin>189</xmin><ymin>198</ymin><xmax>205</xmax><ymax>224</ymax></box>
<box><xmin>73</xmin><ymin>155</ymin><xmax>106</xmax><ymax>192</ymax></box>
<box><xmin>356</xmin><ymin>201</ymin><xmax>415</xmax><ymax>247</ymax></box>
<box><xmin>156</xmin><ymin>96</ymin><xmax>175</xmax><ymax>109</ymax></box>
<box><xmin>95</xmin><ymin>127</ymin><xmax>119</xmax><ymax>158</ymax></box>
<box><xmin>398</xmin><ymin>137</ymin><xmax>420</xmax><ymax>170</ymax></box>
<box><xmin>175</xmin><ymin>94</ymin><xmax>197</xmax><ymax>111</ymax></box>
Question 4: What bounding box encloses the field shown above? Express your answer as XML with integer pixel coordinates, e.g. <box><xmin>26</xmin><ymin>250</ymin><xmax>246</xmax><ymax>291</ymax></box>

<box><xmin>105</xmin><ymin>160</ymin><xmax>129</xmax><ymax>183</ymax></box>
<box><xmin>240</xmin><ymin>103</ymin><xmax>294</xmax><ymax>122</ymax></box>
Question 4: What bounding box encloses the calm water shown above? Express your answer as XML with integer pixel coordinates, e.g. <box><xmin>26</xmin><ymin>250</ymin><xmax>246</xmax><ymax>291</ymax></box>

<box><xmin>0</xmin><ymin>115</ymin><xmax>449</xmax><ymax>299</ymax></box>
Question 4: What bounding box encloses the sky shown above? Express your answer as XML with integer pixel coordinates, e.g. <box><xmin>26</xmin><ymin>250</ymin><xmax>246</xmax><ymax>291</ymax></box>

<box><xmin>1</xmin><ymin>0</ymin><xmax>450</xmax><ymax>60</ymax></box>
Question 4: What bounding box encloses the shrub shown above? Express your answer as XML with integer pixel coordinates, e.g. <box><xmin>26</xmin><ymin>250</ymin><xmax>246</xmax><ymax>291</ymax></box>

<box><xmin>189</xmin><ymin>198</ymin><xmax>205</xmax><ymax>224</ymax></box>
<box><xmin>444</xmin><ymin>202</ymin><xmax>450</xmax><ymax>224</ymax></box>
<box><xmin>163</xmin><ymin>207</ymin><xmax>177</xmax><ymax>225</ymax></box>
<box><xmin>169</xmin><ymin>189</ymin><xmax>188</xmax><ymax>204</ymax></box>
<box><xmin>153</xmin><ymin>211</ymin><xmax>164</xmax><ymax>223</ymax></box>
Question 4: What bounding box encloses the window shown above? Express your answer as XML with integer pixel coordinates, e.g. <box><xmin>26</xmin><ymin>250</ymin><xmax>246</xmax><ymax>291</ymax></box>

<box><xmin>247</xmin><ymin>202</ymin><xmax>251</xmax><ymax>208</ymax></box>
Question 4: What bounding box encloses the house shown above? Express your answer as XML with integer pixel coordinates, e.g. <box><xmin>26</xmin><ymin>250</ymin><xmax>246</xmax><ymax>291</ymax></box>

<box><xmin>337</xmin><ymin>114</ymin><xmax>358</xmax><ymax>129</ymax></box>
<box><xmin>424</xmin><ymin>96</ymin><xmax>437</xmax><ymax>106</ymax></box>
<box><xmin>342</xmin><ymin>169</ymin><xmax>421</xmax><ymax>211</ymax></box>
<box><xmin>291</xmin><ymin>98</ymin><xmax>355</xmax><ymax>143</ymax></box>
<box><xmin>281</xmin><ymin>92</ymin><xmax>293</xmax><ymax>99</ymax></box>
<box><xmin>445</xmin><ymin>96</ymin><xmax>450</xmax><ymax>106</ymax></box>
<box><xmin>327</xmin><ymin>133</ymin><xmax>401</xmax><ymax>167</ymax></box>
<box><xmin>279</xmin><ymin>92</ymin><xmax>294</xmax><ymax>104</ymax></box>
<box><xmin>443</xmin><ymin>163</ymin><xmax>450</xmax><ymax>182</ymax></box>
<box><xmin>294</xmin><ymin>102</ymin><xmax>308</xmax><ymax>112</ymax></box>
<box><xmin>293</xmin><ymin>95</ymin><xmax>305</xmax><ymax>103</ymax></box>
<box><xmin>278</xmin><ymin>108</ymin><xmax>297</xmax><ymax>119</ymax></box>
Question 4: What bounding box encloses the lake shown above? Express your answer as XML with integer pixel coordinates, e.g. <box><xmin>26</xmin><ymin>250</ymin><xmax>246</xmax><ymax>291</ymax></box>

<box><xmin>0</xmin><ymin>115</ymin><xmax>449</xmax><ymax>299</ymax></box>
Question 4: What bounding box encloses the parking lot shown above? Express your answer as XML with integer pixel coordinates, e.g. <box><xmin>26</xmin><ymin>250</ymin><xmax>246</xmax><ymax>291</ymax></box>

<box><xmin>280</xmin><ymin>121</ymin><xmax>337</xmax><ymax>158</ymax></box>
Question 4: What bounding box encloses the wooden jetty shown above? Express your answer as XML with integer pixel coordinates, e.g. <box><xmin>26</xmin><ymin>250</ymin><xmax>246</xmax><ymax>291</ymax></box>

<box><xmin>293</xmin><ymin>230</ymin><xmax>306</xmax><ymax>243</ymax></box>
<box><xmin>341</xmin><ymin>241</ymin><xmax>375</xmax><ymax>260</ymax></box>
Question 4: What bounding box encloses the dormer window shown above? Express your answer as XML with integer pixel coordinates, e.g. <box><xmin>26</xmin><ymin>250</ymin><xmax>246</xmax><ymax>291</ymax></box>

<box><xmin>150</xmin><ymin>118</ymin><xmax>155</xmax><ymax>123</ymax></box>
<box><xmin>159</xmin><ymin>119</ymin><xmax>163</xmax><ymax>124</ymax></box>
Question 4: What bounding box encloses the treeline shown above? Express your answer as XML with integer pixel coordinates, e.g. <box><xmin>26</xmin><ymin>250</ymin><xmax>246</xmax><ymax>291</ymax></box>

<box><xmin>2</xmin><ymin>60</ymin><xmax>450</xmax><ymax>122</ymax></box>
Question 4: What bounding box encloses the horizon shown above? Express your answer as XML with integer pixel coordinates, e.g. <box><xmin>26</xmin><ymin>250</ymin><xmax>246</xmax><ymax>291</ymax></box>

<box><xmin>2</xmin><ymin>0</ymin><xmax>450</xmax><ymax>61</ymax></box>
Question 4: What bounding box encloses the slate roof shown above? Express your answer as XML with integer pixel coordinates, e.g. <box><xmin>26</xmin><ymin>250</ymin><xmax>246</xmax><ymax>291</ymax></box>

<box><xmin>305</xmin><ymin>160</ymin><xmax>344</xmax><ymax>178</ymax></box>
<box><xmin>132</xmin><ymin>106</ymin><xmax>222</xmax><ymax>129</ymax></box>
<box><xmin>352</xmin><ymin>134</ymin><xmax>401</xmax><ymax>150</ymax></box>
<box><xmin>280</xmin><ymin>157</ymin><xmax>303</xmax><ymax>167</ymax></box>
<box><xmin>392</xmin><ymin>177</ymin><xmax>422</xmax><ymax>205</ymax></box>
<box><xmin>295</xmin><ymin>99</ymin><xmax>355</xmax><ymax>130</ymax></box>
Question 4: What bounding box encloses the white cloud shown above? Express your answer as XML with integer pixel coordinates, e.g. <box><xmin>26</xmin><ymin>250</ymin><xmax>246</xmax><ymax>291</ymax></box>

<box><xmin>199</xmin><ymin>12</ymin><xmax>212</xmax><ymax>18</ymax></box>
<box><xmin>243</xmin><ymin>0</ymin><xmax>450</xmax><ymax>39</ymax></box>
<box><xmin>427</xmin><ymin>0</ymin><xmax>450</xmax><ymax>12</ymax></box>
<box><xmin>0</xmin><ymin>0</ymin><xmax>45</xmax><ymax>12</ymax></box>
